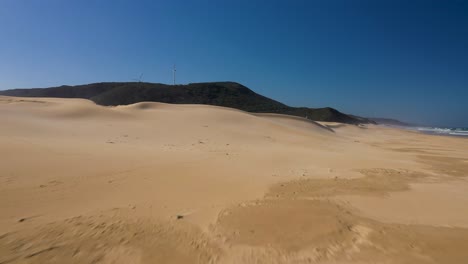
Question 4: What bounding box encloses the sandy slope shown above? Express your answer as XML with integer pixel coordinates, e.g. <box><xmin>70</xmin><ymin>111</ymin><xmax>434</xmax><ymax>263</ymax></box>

<box><xmin>1</xmin><ymin>96</ymin><xmax>467</xmax><ymax>263</ymax></box>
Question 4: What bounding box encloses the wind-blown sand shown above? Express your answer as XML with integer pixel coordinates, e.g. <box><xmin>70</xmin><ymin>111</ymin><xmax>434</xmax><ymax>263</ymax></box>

<box><xmin>1</xmin><ymin>96</ymin><xmax>467</xmax><ymax>263</ymax></box>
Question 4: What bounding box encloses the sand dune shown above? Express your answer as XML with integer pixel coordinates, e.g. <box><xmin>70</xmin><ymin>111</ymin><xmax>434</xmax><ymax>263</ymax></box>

<box><xmin>1</xmin><ymin>96</ymin><xmax>468</xmax><ymax>263</ymax></box>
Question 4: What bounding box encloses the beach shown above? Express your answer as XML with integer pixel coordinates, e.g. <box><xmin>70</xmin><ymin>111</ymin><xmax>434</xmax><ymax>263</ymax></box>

<box><xmin>1</xmin><ymin>96</ymin><xmax>467</xmax><ymax>263</ymax></box>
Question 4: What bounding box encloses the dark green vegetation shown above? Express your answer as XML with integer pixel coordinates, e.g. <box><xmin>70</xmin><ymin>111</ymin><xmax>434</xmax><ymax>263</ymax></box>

<box><xmin>368</xmin><ymin>118</ymin><xmax>413</xmax><ymax>127</ymax></box>
<box><xmin>0</xmin><ymin>82</ymin><xmax>374</xmax><ymax>124</ymax></box>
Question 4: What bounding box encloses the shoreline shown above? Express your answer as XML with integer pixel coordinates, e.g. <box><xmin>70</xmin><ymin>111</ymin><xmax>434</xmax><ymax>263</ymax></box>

<box><xmin>375</xmin><ymin>124</ymin><xmax>468</xmax><ymax>138</ymax></box>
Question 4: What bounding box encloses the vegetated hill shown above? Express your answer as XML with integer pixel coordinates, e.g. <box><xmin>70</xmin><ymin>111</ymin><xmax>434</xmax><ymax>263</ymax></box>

<box><xmin>0</xmin><ymin>82</ymin><xmax>374</xmax><ymax>124</ymax></box>
<box><xmin>368</xmin><ymin>117</ymin><xmax>414</xmax><ymax>127</ymax></box>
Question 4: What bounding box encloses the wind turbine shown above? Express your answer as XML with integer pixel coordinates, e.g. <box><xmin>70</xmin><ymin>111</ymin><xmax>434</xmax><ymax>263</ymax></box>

<box><xmin>132</xmin><ymin>73</ymin><xmax>144</xmax><ymax>83</ymax></box>
<box><xmin>172</xmin><ymin>64</ymin><xmax>176</xmax><ymax>85</ymax></box>
<box><xmin>131</xmin><ymin>73</ymin><xmax>144</xmax><ymax>90</ymax></box>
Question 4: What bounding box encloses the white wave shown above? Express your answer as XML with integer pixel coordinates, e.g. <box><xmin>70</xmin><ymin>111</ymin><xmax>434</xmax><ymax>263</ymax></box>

<box><xmin>449</xmin><ymin>132</ymin><xmax>468</xmax><ymax>136</ymax></box>
<box><xmin>417</xmin><ymin>127</ymin><xmax>450</xmax><ymax>132</ymax></box>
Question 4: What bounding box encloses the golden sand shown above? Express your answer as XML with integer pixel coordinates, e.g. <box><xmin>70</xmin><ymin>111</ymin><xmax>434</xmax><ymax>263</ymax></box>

<box><xmin>1</xmin><ymin>96</ymin><xmax>467</xmax><ymax>263</ymax></box>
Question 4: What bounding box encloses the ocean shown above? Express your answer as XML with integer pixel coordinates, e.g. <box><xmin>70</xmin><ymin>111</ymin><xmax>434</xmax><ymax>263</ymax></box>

<box><xmin>413</xmin><ymin>127</ymin><xmax>468</xmax><ymax>137</ymax></box>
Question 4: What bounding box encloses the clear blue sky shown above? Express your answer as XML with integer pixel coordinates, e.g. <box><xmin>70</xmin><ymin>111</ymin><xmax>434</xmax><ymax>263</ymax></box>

<box><xmin>1</xmin><ymin>0</ymin><xmax>467</xmax><ymax>127</ymax></box>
